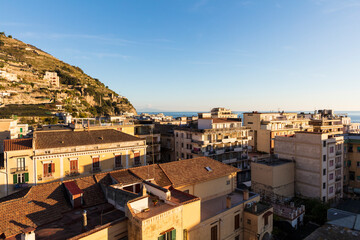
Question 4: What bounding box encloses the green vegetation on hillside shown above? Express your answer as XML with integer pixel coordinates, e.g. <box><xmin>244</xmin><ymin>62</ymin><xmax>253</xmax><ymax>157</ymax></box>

<box><xmin>0</xmin><ymin>33</ymin><xmax>136</xmax><ymax>117</ymax></box>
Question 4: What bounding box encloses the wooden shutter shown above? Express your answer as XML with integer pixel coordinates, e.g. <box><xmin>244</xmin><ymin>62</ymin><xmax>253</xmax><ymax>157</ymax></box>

<box><xmin>44</xmin><ymin>163</ymin><xmax>48</xmax><ymax>175</ymax></box>
<box><xmin>134</xmin><ymin>152</ymin><xmax>140</xmax><ymax>158</ymax></box>
<box><xmin>158</xmin><ymin>235</ymin><xmax>165</xmax><ymax>240</ymax></box>
<box><xmin>51</xmin><ymin>163</ymin><xmax>55</xmax><ymax>173</ymax></box>
<box><xmin>13</xmin><ymin>174</ymin><xmax>17</xmax><ymax>184</ymax></box>
<box><xmin>24</xmin><ymin>172</ymin><xmax>29</xmax><ymax>182</ymax></box>
<box><xmin>171</xmin><ymin>229</ymin><xmax>176</xmax><ymax>240</ymax></box>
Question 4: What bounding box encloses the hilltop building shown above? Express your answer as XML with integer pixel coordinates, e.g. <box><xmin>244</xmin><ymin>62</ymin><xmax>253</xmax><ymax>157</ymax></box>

<box><xmin>0</xmin><ymin>129</ymin><xmax>147</xmax><ymax>197</ymax></box>
<box><xmin>0</xmin><ymin>70</ymin><xmax>18</xmax><ymax>82</ymax></box>
<box><xmin>275</xmin><ymin>117</ymin><xmax>344</xmax><ymax>203</ymax></box>
<box><xmin>0</xmin><ymin>157</ymin><xmax>273</xmax><ymax>240</ymax></box>
<box><xmin>43</xmin><ymin>71</ymin><xmax>60</xmax><ymax>88</ymax></box>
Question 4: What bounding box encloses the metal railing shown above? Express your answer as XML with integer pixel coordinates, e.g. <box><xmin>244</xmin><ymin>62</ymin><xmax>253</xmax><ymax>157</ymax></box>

<box><xmin>10</xmin><ymin>166</ymin><xmax>28</xmax><ymax>174</ymax></box>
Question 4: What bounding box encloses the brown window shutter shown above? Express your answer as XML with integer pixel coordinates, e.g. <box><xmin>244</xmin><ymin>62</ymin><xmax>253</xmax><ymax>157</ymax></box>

<box><xmin>44</xmin><ymin>163</ymin><xmax>48</xmax><ymax>175</ymax></box>
<box><xmin>134</xmin><ymin>152</ymin><xmax>140</xmax><ymax>158</ymax></box>
<box><xmin>51</xmin><ymin>163</ymin><xmax>55</xmax><ymax>173</ymax></box>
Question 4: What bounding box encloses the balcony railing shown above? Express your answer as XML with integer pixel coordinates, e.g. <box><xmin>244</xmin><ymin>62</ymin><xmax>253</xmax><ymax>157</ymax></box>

<box><xmin>10</xmin><ymin>166</ymin><xmax>28</xmax><ymax>174</ymax></box>
<box><xmin>336</xmin><ymin>150</ymin><xmax>342</xmax><ymax>156</ymax></box>
<box><xmin>335</xmin><ymin>163</ymin><xmax>342</xmax><ymax>169</ymax></box>
<box><xmin>336</xmin><ymin>189</ymin><xmax>342</xmax><ymax>194</ymax></box>
<box><xmin>335</xmin><ymin>176</ymin><xmax>342</xmax><ymax>182</ymax></box>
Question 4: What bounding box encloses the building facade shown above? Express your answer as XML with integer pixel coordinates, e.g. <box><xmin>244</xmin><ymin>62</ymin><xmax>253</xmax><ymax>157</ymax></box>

<box><xmin>174</xmin><ymin>118</ymin><xmax>252</xmax><ymax>172</ymax></box>
<box><xmin>275</xmin><ymin>120</ymin><xmax>344</xmax><ymax>203</ymax></box>
<box><xmin>43</xmin><ymin>71</ymin><xmax>60</xmax><ymax>88</ymax></box>
<box><xmin>1</xmin><ymin>129</ymin><xmax>147</xmax><ymax>197</ymax></box>
<box><xmin>243</xmin><ymin>112</ymin><xmax>311</xmax><ymax>153</ymax></box>
<box><xmin>343</xmin><ymin>134</ymin><xmax>360</xmax><ymax>195</ymax></box>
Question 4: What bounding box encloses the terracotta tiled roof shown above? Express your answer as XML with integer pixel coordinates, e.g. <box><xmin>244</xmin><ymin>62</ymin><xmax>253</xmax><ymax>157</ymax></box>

<box><xmin>110</xmin><ymin>170</ymin><xmax>142</xmax><ymax>186</ymax></box>
<box><xmin>159</xmin><ymin>157</ymin><xmax>239</xmax><ymax>188</ymax></box>
<box><xmin>73</xmin><ymin>176</ymin><xmax>106</xmax><ymax>207</ymax></box>
<box><xmin>130</xmin><ymin>164</ymin><xmax>172</xmax><ymax>187</ymax></box>
<box><xmin>0</xmin><ymin>182</ymin><xmax>71</xmax><ymax>238</ymax></box>
<box><xmin>4</xmin><ymin>138</ymin><xmax>32</xmax><ymax>152</ymax></box>
<box><xmin>34</xmin><ymin>129</ymin><xmax>142</xmax><ymax>149</ymax></box>
<box><xmin>63</xmin><ymin>181</ymin><xmax>84</xmax><ymax>195</ymax></box>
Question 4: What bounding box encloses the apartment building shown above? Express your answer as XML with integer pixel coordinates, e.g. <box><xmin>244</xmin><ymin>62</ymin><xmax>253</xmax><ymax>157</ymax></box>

<box><xmin>155</xmin><ymin>123</ymin><xmax>176</xmax><ymax>162</ymax></box>
<box><xmin>343</xmin><ymin>134</ymin><xmax>360</xmax><ymax>195</ymax></box>
<box><xmin>251</xmin><ymin>156</ymin><xmax>295</xmax><ymax>202</ymax></box>
<box><xmin>211</xmin><ymin>107</ymin><xmax>238</xmax><ymax>118</ymax></box>
<box><xmin>275</xmin><ymin>118</ymin><xmax>344</xmax><ymax>202</ymax></box>
<box><xmin>0</xmin><ymin>129</ymin><xmax>147</xmax><ymax>197</ymax></box>
<box><xmin>243</xmin><ymin>112</ymin><xmax>311</xmax><ymax>153</ymax></box>
<box><xmin>0</xmin><ymin>157</ymin><xmax>273</xmax><ymax>240</ymax></box>
<box><xmin>43</xmin><ymin>71</ymin><xmax>60</xmax><ymax>88</ymax></box>
<box><xmin>174</xmin><ymin>118</ymin><xmax>252</xmax><ymax>175</ymax></box>
<box><xmin>0</xmin><ymin>119</ymin><xmax>28</xmax><ymax>151</ymax></box>
<box><xmin>134</xmin><ymin>123</ymin><xmax>161</xmax><ymax>163</ymax></box>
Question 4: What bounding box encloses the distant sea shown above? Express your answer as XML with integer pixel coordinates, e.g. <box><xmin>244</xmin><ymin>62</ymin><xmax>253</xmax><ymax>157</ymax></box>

<box><xmin>139</xmin><ymin>111</ymin><xmax>360</xmax><ymax>123</ymax></box>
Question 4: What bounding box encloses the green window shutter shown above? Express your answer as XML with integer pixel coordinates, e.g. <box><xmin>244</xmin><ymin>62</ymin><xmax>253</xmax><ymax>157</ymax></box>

<box><xmin>24</xmin><ymin>173</ymin><xmax>29</xmax><ymax>182</ymax></box>
<box><xmin>20</xmin><ymin>128</ymin><xmax>23</xmax><ymax>133</ymax></box>
<box><xmin>13</xmin><ymin>174</ymin><xmax>17</xmax><ymax>184</ymax></box>
<box><xmin>171</xmin><ymin>230</ymin><xmax>176</xmax><ymax>240</ymax></box>
<box><xmin>158</xmin><ymin>235</ymin><xmax>165</xmax><ymax>240</ymax></box>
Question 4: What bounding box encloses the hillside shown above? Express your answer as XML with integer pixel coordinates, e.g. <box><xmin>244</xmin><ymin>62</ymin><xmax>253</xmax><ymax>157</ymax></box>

<box><xmin>0</xmin><ymin>33</ymin><xmax>136</xmax><ymax>118</ymax></box>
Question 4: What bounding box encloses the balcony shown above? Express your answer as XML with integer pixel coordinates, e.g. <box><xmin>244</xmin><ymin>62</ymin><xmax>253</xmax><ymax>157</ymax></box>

<box><xmin>336</xmin><ymin>151</ymin><xmax>342</xmax><ymax>156</ymax></box>
<box><xmin>335</xmin><ymin>176</ymin><xmax>342</xmax><ymax>182</ymax></box>
<box><xmin>222</xmin><ymin>138</ymin><xmax>237</xmax><ymax>144</ymax></box>
<box><xmin>234</xmin><ymin>147</ymin><xmax>243</xmax><ymax>152</ymax></box>
<box><xmin>216</xmin><ymin>149</ymin><xmax>225</xmax><ymax>154</ymax></box>
<box><xmin>335</xmin><ymin>163</ymin><xmax>342</xmax><ymax>169</ymax></box>
<box><xmin>336</xmin><ymin>189</ymin><xmax>342</xmax><ymax>194</ymax></box>
<box><xmin>191</xmin><ymin>149</ymin><xmax>202</xmax><ymax>154</ymax></box>
<box><xmin>10</xmin><ymin>166</ymin><xmax>28</xmax><ymax>174</ymax></box>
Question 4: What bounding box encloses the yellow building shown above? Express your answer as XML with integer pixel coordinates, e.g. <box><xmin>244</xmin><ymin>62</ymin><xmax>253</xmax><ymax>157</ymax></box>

<box><xmin>243</xmin><ymin>112</ymin><xmax>311</xmax><ymax>153</ymax></box>
<box><xmin>0</xmin><ymin>157</ymin><xmax>273</xmax><ymax>240</ymax></box>
<box><xmin>1</xmin><ymin>129</ymin><xmax>147</xmax><ymax>198</ymax></box>
<box><xmin>251</xmin><ymin>156</ymin><xmax>295</xmax><ymax>202</ymax></box>
<box><xmin>344</xmin><ymin>134</ymin><xmax>360</xmax><ymax>195</ymax></box>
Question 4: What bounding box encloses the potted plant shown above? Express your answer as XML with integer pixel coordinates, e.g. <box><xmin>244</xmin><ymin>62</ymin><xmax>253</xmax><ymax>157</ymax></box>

<box><xmin>152</xmin><ymin>199</ymin><xmax>158</xmax><ymax>206</ymax></box>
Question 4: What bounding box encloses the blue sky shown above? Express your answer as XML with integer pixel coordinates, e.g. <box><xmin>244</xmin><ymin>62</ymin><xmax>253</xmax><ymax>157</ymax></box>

<box><xmin>1</xmin><ymin>0</ymin><xmax>360</xmax><ymax>112</ymax></box>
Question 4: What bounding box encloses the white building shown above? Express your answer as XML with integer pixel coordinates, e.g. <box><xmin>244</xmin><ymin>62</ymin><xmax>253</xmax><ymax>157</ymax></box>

<box><xmin>43</xmin><ymin>71</ymin><xmax>60</xmax><ymax>88</ymax></box>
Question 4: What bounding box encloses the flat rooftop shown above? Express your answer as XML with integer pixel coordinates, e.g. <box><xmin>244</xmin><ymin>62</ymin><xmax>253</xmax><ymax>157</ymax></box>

<box><xmin>244</xmin><ymin>202</ymin><xmax>272</xmax><ymax>215</ymax></box>
<box><xmin>254</xmin><ymin>157</ymin><xmax>293</xmax><ymax>166</ymax></box>
<box><xmin>36</xmin><ymin>203</ymin><xmax>125</xmax><ymax>240</ymax></box>
<box><xmin>134</xmin><ymin>196</ymin><xmax>176</xmax><ymax>220</ymax></box>
<box><xmin>201</xmin><ymin>189</ymin><xmax>257</xmax><ymax>221</ymax></box>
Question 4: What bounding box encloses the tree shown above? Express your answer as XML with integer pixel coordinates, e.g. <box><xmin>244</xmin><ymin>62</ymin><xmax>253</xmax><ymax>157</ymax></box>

<box><xmin>7</xmin><ymin>35</ymin><xmax>12</xmax><ymax>38</ymax></box>
<box><xmin>0</xmin><ymin>40</ymin><xmax>4</xmax><ymax>47</ymax></box>
<box><xmin>0</xmin><ymin>32</ymin><xmax>5</xmax><ymax>36</ymax></box>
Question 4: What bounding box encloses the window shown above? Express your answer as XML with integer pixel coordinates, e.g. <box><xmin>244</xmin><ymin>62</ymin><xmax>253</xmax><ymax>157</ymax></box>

<box><xmin>330</xmin><ymin>146</ymin><xmax>334</xmax><ymax>153</ymax></box>
<box><xmin>226</xmin><ymin>180</ymin><xmax>230</xmax><ymax>185</ymax></box>
<box><xmin>323</xmin><ymin>183</ymin><xmax>326</xmax><ymax>189</ymax></box>
<box><xmin>134</xmin><ymin>152</ymin><xmax>140</xmax><ymax>166</ymax></box>
<box><xmin>357</xmin><ymin>161</ymin><xmax>360</xmax><ymax>168</ymax></box>
<box><xmin>92</xmin><ymin>157</ymin><xmax>100</xmax><ymax>169</ymax></box>
<box><xmin>247</xmin><ymin>219</ymin><xmax>251</xmax><ymax>225</ymax></box>
<box><xmin>44</xmin><ymin>163</ymin><xmax>55</xmax><ymax>177</ymax></box>
<box><xmin>323</xmin><ymin>169</ymin><xmax>326</xmax><ymax>176</ymax></box>
<box><xmin>13</xmin><ymin>173</ymin><xmax>29</xmax><ymax>184</ymax></box>
<box><xmin>329</xmin><ymin>186</ymin><xmax>334</xmax><ymax>194</ymax></box>
<box><xmin>323</xmin><ymin>141</ymin><xmax>326</xmax><ymax>147</ymax></box>
<box><xmin>183</xmin><ymin>189</ymin><xmax>189</xmax><ymax>194</ymax></box>
<box><xmin>329</xmin><ymin>173</ymin><xmax>334</xmax><ymax>180</ymax></box>
<box><xmin>350</xmin><ymin>171</ymin><xmax>355</xmax><ymax>181</ymax></box>
<box><xmin>158</xmin><ymin>229</ymin><xmax>176</xmax><ymax>240</ymax></box>
<box><xmin>70</xmin><ymin>159</ymin><xmax>78</xmax><ymax>173</ymax></box>
<box><xmin>211</xmin><ymin>225</ymin><xmax>218</xmax><ymax>240</ymax></box>
<box><xmin>234</xmin><ymin>214</ymin><xmax>240</xmax><ymax>230</ymax></box>
<box><xmin>357</xmin><ymin>147</ymin><xmax>360</xmax><ymax>153</ymax></box>
<box><xmin>181</xmin><ymin>143</ymin><xmax>184</xmax><ymax>148</ymax></box>
<box><xmin>235</xmin><ymin>236</ymin><xmax>240</xmax><ymax>240</ymax></box>
<box><xmin>348</xmin><ymin>160</ymin><xmax>352</xmax><ymax>167</ymax></box>
<box><xmin>115</xmin><ymin>155</ymin><xmax>122</xmax><ymax>168</ymax></box>
<box><xmin>329</xmin><ymin>160</ymin><xmax>334</xmax><ymax>167</ymax></box>
<box><xmin>247</xmin><ymin>122</ymin><xmax>253</xmax><ymax>124</ymax></box>
<box><xmin>17</xmin><ymin>158</ymin><xmax>25</xmax><ymax>171</ymax></box>
<box><xmin>323</xmin><ymin>155</ymin><xmax>326</xmax><ymax>162</ymax></box>
<box><xmin>322</xmin><ymin>197</ymin><xmax>326</xmax><ymax>202</ymax></box>
<box><xmin>181</xmin><ymin>153</ymin><xmax>184</xmax><ymax>158</ymax></box>
<box><xmin>45</xmin><ymin>150</ymin><xmax>51</xmax><ymax>154</ymax></box>
<box><xmin>349</xmin><ymin>146</ymin><xmax>353</xmax><ymax>152</ymax></box>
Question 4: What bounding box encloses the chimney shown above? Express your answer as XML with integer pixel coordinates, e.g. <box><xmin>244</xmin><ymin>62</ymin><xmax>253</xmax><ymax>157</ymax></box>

<box><xmin>226</xmin><ymin>195</ymin><xmax>232</xmax><ymax>209</ymax></box>
<box><xmin>82</xmin><ymin>210</ymin><xmax>88</xmax><ymax>232</ymax></box>
<box><xmin>142</xmin><ymin>185</ymin><xmax>147</xmax><ymax>196</ymax></box>
<box><xmin>243</xmin><ymin>189</ymin><xmax>249</xmax><ymax>200</ymax></box>
<box><xmin>252</xmin><ymin>203</ymin><xmax>257</xmax><ymax>213</ymax></box>
<box><xmin>21</xmin><ymin>227</ymin><xmax>35</xmax><ymax>240</ymax></box>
